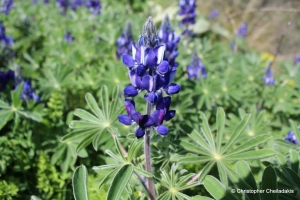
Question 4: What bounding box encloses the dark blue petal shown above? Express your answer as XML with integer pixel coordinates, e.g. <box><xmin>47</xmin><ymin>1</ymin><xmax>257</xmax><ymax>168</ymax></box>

<box><xmin>118</xmin><ymin>115</ymin><xmax>133</xmax><ymax>125</ymax></box>
<box><xmin>157</xmin><ymin>61</ymin><xmax>169</xmax><ymax>74</ymax></box>
<box><xmin>136</xmin><ymin>64</ymin><xmax>147</xmax><ymax>76</ymax></box>
<box><xmin>135</xmin><ymin>127</ymin><xmax>145</xmax><ymax>138</ymax></box>
<box><xmin>166</xmin><ymin>83</ymin><xmax>181</xmax><ymax>95</ymax></box>
<box><xmin>164</xmin><ymin>110</ymin><xmax>176</xmax><ymax>121</ymax></box>
<box><xmin>123</xmin><ymin>54</ymin><xmax>136</xmax><ymax>68</ymax></box>
<box><xmin>124</xmin><ymin>85</ymin><xmax>138</xmax><ymax>97</ymax></box>
<box><xmin>141</xmin><ymin>115</ymin><xmax>154</xmax><ymax>127</ymax></box>
<box><xmin>124</xmin><ymin>99</ymin><xmax>136</xmax><ymax>116</ymax></box>
<box><xmin>156</xmin><ymin>124</ymin><xmax>168</xmax><ymax>135</ymax></box>
<box><xmin>145</xmin><ymin>49</ymin><xmax>157</xmax><ymax>68</ymax></box>
<box><xmin>131</xmin><ymin>112</ymin><xmax>142</xmax><ymax>124</ymax></box>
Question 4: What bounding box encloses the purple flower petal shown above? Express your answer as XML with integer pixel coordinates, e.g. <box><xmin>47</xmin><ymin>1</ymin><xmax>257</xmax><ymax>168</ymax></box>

<box><xmin>145</xmin><ymin>49</ymin><xmax>158</xmax><ymax>68</ymax></box>
<box><xmin>166</xmin><ymin>83</ymin><xmax>181</xmax><ymax>95</ymax></box>
<box><xmin>131</xmin><ymin>112</ymin><xmax>142</xmax><ymax>124</ymax></box>
<box><xmin>157</xmin><ymin>61</ymin><xmax>169</xmax><ymax>74</ymax></box>
<box><xmin>156</xmin><ymin>124</ymin><xmax>168</xmax><ymax>135</ymax></box>
<box><xmin>136</xmin><ymin>75</ymin><xmax>153</xmax><ymax>91</ymax></box>
<box><xmin>141</xmin><ymin>115</ymin><xmax>154</xmax><ymax>127</ymax></box>
<box><xmin>124</xmin><ymin>85</ymin><xmax>138</xmax><ymax>97</ymax></box>
<box><xmin>137</xmin><ymin>64</ymin><xmax>147</xmax><ymax>76</ymax></box>
<box><xmin>164</xmin><ymin>110</ymin><xmax>176</xmax><ymax>121</ymax></box>
<box><xmin>135</xmin><ymin>127</ymin><xmax>145</xmax><ymax>138</ymax></box>
<box><xmin>156</xmin><ymin>97</ymin><xmax>171</xmax><ymax>111</ymax></box>
<box><xmin>124</xmin><ymin>99</ymin><xmax>136</xmax><ymax>116</ymax></box>
<box><xmin>118</xmin><ymin>115</ymin><xmax>133</xmax><ymax>125</ymax></box>
<box><xmin>123</xmin><ymin>54</ymin><xmax>136</xmax><ymax>68</ymax></box>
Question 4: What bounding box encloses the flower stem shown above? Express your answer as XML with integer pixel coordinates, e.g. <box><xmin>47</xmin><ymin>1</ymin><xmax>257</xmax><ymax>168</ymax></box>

<box><xmin>144</xmin><ymin>101</ymin><xmax>156</xmax><ymax>200</ymax></box>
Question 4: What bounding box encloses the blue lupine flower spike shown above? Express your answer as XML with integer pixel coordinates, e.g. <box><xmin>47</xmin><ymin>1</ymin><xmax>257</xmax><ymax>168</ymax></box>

<box><xmin>116</xmin><ymin>20</ymin><xmax>133</xmax><ymax>59</ymax></box>
<box><xmin>285</xmin><ymin>131</ymin><xmax>299</xmax><ymax>145</ymax></box>
<box><xmin>86</xmin><ymin>0</ymin><xmax>101</xmax><ymax>15</ymax></box>
<box><xmin>178</xmin><ymin>0</ymin><xmax>197</xmax><ymax>35</ymax></box>
<box><xmin>187</xmin><ymin>50</ymin><xmax>207</xmax><ymax>80</ymax></box>
<box><xmin>209</xmin><ymin>9</ymin><xmax>219</xmax><ymax>20</ymax></box>
<box><xmin>158</xmin><ymin>14</ymin><xmax>180</xmax><ymax>69</ymax></box>
<box><xmin>237</xmin><ymin>22</ymin><xmax>247</xmax><ymax>38</ymax></box>
<box><xmin>2</xmin><ymin>0</ymin><xmax>14</xmax><ymax>15</ymax></box>
<box><xmin>118</xmin><ymin>17</ymin><xmax>180</xmax><ymax>138</ymax></box>
<box><xmin>263</xmin><ymin>62</ymin><xmax>275</xmax><ymax>85</ymax></box>
<box><xmin>64</xmin><ymin>31</ymin><xmax>74</xmax><ymax>43</ymax></box>
<box><xmin>56</xmin><ymin>0</ymin><xmax>69</xmax><ymax>15</ymax></box>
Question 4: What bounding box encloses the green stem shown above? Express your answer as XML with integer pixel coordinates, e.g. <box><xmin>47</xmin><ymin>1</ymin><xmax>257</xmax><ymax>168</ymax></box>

<box><xmin>144</xmin><ymin>101</ymin><xmax>156</xmax><ymax>200</ymax></box>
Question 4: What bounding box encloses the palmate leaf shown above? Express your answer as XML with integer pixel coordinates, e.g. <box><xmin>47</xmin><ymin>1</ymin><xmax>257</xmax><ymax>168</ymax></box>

<box><xmin>0</xmin><ymin>84</ymin><xmax>43</xmax><ymax>130</ymax></box>
<box><xmin>61</xmin><ymin>85</ymin><xmax>124</xmax><ymax>153</ymax></box>
<box><xmin>158</xmin><ymin>163</ymin><xmax>200</xmax><ymax>200</ymax></box>
<box><xmin>179</xmin><ymin>107</ymin><xmax>276</xmax><ymax>186</ymax></box>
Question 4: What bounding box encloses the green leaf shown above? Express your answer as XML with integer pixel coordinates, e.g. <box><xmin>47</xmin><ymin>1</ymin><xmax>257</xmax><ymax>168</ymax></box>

<box><xmin>199</xmin><ymin>112</ymin><xmax>216</xmax><ymax>151</ymax></box>
<box><xmin>262</xmin><ymin>166</ymin><xmax>277</xmax><ymax>200</ymax></box>
<box><xmin>198</xmin><ymin>161</ymin><xmax>215</xmax><ymax>183</ymax></box>
<box><xmin>72</xmin><ymin>165</ymin><xmax>89</xmax><ymax>200</ymax></box>
<box><xmin>217</xmin><ymin>162</ymin><xmax>228</xmax><ymax>187</ymax></box>
<box><xmin>236</xmin><ymin>161</ymin><xmax>257</xmax><ymax>190</ymax></box>
<box><xmin>224</xmin><ymin>149</ymin><xmax>277</xmax><ymax>161</ymax></box>
<box><xmin>11</xmin><ymin>83</ymin><xmax>23</xmax><ymax>108</ymax></box>
<box><xmin>221</xmin><ymin>114</ymin><xmax>251</xmax><ymax>154</ymax></box>
<box><xmin>73</xmin><ymin>109</ymin><xmax>100</xmax><ymax>124</ymax></box>
<box><xmin>134</xmin><ymin>167</ymin><xmax>153</xmax><ymax>178</ymax></box>
<box><xmin>216</xmin><ymin>107</ymin><xmax>226</xmax><ymax>150</ymax></box>
<box><xmin>85</xmin><ymin>93</ymin><xmax>105</xmax><ymax>122</ymax></box>
<box><xmin>203</xmin><ymin>176</ymin><xmax>237</xmax><ymax>200</ymax></box>
<box><xmin>179</xmin><ymin>140</ymin><xmax>211</xmax><ymax>156</ymax></box>
<box><xmin>289</xmin><ymin>149</ymin><xmax>299</xmax><ymax>172</ymax></box>
<box><xmin>192</xmin><ymin>196</ymin><xmax>214</xmax><ymax>200</ymax></box>
<box><xmin>179</xmin><ymin>156</ymin><xmax>211</xmax><ymax>164</ymax></box>
<box><xmin>226</xmin><ymin>135</ymin><xmax>273</xmax><ymax>156</ymax></box>
<box><xmin>127</xmin><ymin>139</ymin><xmax>143</xmax><ymax>162</ymax></box>
<box><xmin>0</xmin><ymin>110</ymin><xmax>14</xmax><ymax>130</ymax></box>
<box><xmin>188</xmin><ymin>129</ymin><xmax>212</xmax><ymax>154</ymax></box>
<box><xmin>106</xmin><ymin>164</ymin><xmax>133</xmax><ymax>200</ymax></box>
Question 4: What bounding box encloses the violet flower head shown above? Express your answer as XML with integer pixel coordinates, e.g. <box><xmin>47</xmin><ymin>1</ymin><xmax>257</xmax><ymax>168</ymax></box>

<box><xmin>263</xmin><ymin>62</ymin><xmax>275</xmax><ymax>85</ymax></box>
<box><xmin>116</xmin><ymin>21</ymin><xmax>133</xmax><ymax>59</ymax></box>
<box><xmin>187</xmin><ymin>51</ymin><xmax>207</xmax><ymax>80</ymax></box>
<box><xmin>21</xmin><ymin>80</ymin><xmax>39</xmax><ymax>102</ymax></box>
<box><xmin>0</xmin><ymin>69</ymin><xmax>14</xmax><ymax>91</ymax></box>
<box><xmin>209</xmin><ymin>9</ymin><xmax>219</xmax><ymax>20</ymax></box>
<box><xmin>285</xmin><ymin>131</ymin><xmax>299</xmax><ymax>145</ymax></box>
<box><xmin>178</xmin><ymin>0</ymin><xmax>196</xmax><ymax>35</ymax></box>
<box><xmin>236</xmin><ymin>22</ymin><xmax>247</xmax><ymax>38</ymax></box>
<box><xmin>158</xmin><ymin>14</ymin><xmax>180</xmax><ymax>68</ymax></box>
<box><xmin>294</xmin><ymin>53</ymin><xmax>300</xmax><ymax>65</ymax></box>
<box><xmin>43</xmin><ymin>0</ymin><xmax>49</xmax><ymax>4</ymax></box>
<box><xmin>118</xmin><ymin>17</ymin><xmax>180</xmax><ymax>138</ymax></box>
<box><xmin>1</xmin><ymin>0</ymin><xmax>14</xmax><ymax>15</ymax></box>
<box><xmin>32</xmin><ymin>0</ymin><xmax>38</xmax><ymax>4</ymax></box>
<box><xmin>56</xmin><ymin>0</ymin><xmax>69</xmax><ymax>15</ymax></box>
<box><xmin>64</xmin><ymin>31</ymin><xmax>74</xmax><ymax>43</ymax></box>
<box><xmin>0</xmin><ymin>22</ymin><xmax>14</xmax><ymax>47</ymax></box>
<box><xmin>70</xmin><ymin>0</ymin><xmax>84</xmax><ymax>11</ymax></box>
<box><xmin>86</xmin><ymin>0</ymin><xmax>101</xmax><ymax>15</ymax></box>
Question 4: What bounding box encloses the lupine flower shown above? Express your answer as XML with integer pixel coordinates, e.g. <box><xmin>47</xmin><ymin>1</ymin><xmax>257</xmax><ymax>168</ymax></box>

<box><xmin>56</xmin><ymin>0</ymin><xmax>69</xmax><ymax>15</ymax></box>
<box><xmin>64</xmin><ymin>31</ymin><xmax>74</xmax><ymax>43</ymax></box>
<box><xmin>158</xmin><ymin>15</ymin><xmax>180</xmax><ymax>69</ymax></box>
<box><xmin>294</xmin><ymin>53</ymin><xmax>300</xmax><ymax>65</ymax></box>
<box><xmin>0</xmin><ymin>22</ymin><xmax>14</xmax><ymax>47</ymax></box>
<box><xmin>178</xmin><ymin>0</ymin><xmax>196</xmax><ymax>35</ymax></box>
<box><xmin>1</xmin><ymin>0</ymin><xmax>14</xmax><ymax>15</ymax></box>
<box><xmin>116</xmin><ymin>21</ymin><xmax>133</xmax><ymax>59</ymax></box>
<box><xmin>263</xmin><ymin>62</ymin><xmax>275</xmax><ymax>85</ymax></box>
<box><xmin>236</xmin><ymin>23</ymin><xmax>247</xmax><ymax>37</ymax></box>
<box><xmin>187</xmin><ymin>51</ymin><xmax>207</xmax><ymax>80</ymax></box>
<box><xmin>118</xmin><ymin>17</ymin><xmax>180</xmax><ymax>138</ymax></box>
<box><xmin>285</xmin><ymin>131</ymin><xmax>299</xmax><ymax>145</ymax></box>
<box><xmin>118</xmin><ymin>99</ymin><xmax>154</xmax><ymax>138</ymax></box>
<box><xmin>44</xmin><ymin>0</ymin><xmax>49</xmax><ymax>4</ymax></box>
<box><xmin>209</xmin><ymin>9</ymin><xmax>219</xmax><ymax>20</ymax></box>
<box><xmin>86</xmin><ymin>0</ymin><xmax>101</xmax><ymax>15</ymax></box>
<box><xmin>70</xmin><ymin>0</ymin><xmax>84</xmax><ymax>11</ymax></box>
<box><xmin>0</xmin><ymin>70</ymin><xmax>14</xmax><ymax>91</ymax></box>
<box><xmin>32</xmin><ymin>0</ymin><xmax>38</xmax><ymax>4</ymax></box>
<box><xmin>21</xmin><ymin>80</ymin><xmax>39</xmax><ymax>102</ymax></box>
